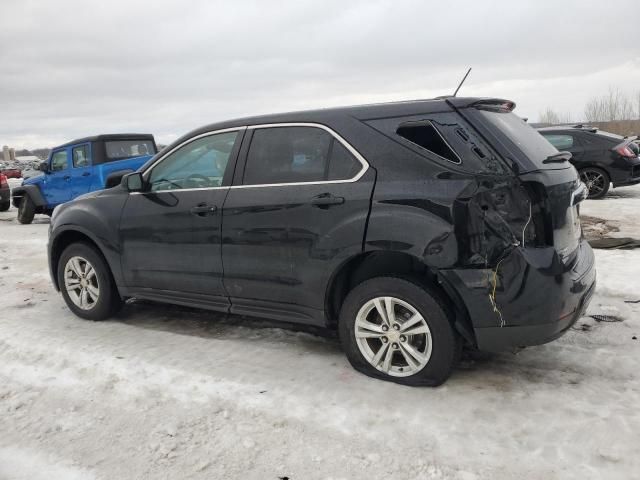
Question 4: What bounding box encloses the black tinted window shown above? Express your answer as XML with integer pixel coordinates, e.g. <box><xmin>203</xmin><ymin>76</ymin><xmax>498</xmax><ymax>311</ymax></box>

<box><xmin>243</xmin><ymin>126</ymin><xmax>360</xmax><ymax>185</ymax></box>
<box><xmin>397</xmin><ymin>122</ymin><xmax>461</xmax><ymax>164</ymax></box>
<box><xmin>328</xmin><ymin>141</ymin><xmax>361</xmax><ymax>180</ymax></box>
<box><xmin>105</xmin><ymin>140</ymin><xmax>156</xmax><ymax>161</ymax></box>
<box><xmin>542</xmin><ymin>134</ymin><xmax>574</xmax><ymax>150</ymax></box>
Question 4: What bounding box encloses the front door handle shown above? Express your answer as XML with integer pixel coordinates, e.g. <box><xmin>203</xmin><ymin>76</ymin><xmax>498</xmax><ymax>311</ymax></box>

<box><xmin>190</xmin><ymin>203</ymin><xmax>218</xmax><ymax>216</ymax></box>
<box><xmin>311</xmin><ymin>194</ymin><xmax>345</xmax><ymax>208</ymax></box>
<box><xmin>81</xmin><ymin>172</ymin><xmax>91</xmax><ymax>177</ymax></box>
<box><xmin>63</xmin><ymin>175</ymin><xmax>71</xmax><ymax>181</ymax></box>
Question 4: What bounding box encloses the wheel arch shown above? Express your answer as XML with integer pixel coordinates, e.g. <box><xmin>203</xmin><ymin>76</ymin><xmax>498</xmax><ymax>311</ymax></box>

<box><xmin>324</xmin><ymin>250</ymin><xmax>476</xmax><ymax>345</ymax></box>
<box><xmin>11</xmin><ymin>184</ymin><xmax>47</xmax><ymax>211</ymax></box>
<box><xmin>49</xmin><ymin>227</ymin><xmax>119</xmax><ymax>294</ymax></box>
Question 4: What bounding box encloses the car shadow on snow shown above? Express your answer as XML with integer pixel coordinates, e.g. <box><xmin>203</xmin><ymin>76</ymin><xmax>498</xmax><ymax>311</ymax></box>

<box><xmin>111</xmin><ymin>299</ymin><xmax>343</xmax><ymax>356</ymax></box>
<box><xmin>105</xmin><ymin>299</ymin><xmax>587</xmax><ymax>387</ymax></box>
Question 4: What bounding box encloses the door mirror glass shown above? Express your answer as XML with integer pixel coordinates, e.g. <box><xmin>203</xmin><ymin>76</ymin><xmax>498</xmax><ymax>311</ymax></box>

<box><xmin>122</xmin><ymin>172</ymin><xmax>144</xmax><ymax>192</ymax></box>
<box><xmin>39</xmin><ymin>161</ymin><xmax>50</xmax><ymax>173</ymax></box>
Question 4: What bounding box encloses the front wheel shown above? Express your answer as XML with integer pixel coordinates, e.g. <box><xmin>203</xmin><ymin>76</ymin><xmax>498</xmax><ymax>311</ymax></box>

<box><xmin>17</xmin><ymin>196</ymin><xmax>35</xmax><ymax>224</ymax></box>
<box><xmin>338</xmin><ymin>277</ymin><xmax>461</xmax><ymax>386</ymax></box>
<box><xmin>57</xmin><ymin>242</ymin><xmax>123</xmax><ymax>320</ymax></box>
<box><xmin>579</xmin><ymin>167</ymin><xmax>610</xmax><ymax>199</ymax></box>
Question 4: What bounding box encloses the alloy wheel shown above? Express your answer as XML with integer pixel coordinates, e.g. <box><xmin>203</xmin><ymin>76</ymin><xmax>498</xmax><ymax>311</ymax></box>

<box><xmin>580</xmin><ymin>169</ymin><xmax>606</xmax><ymax>198</ymax></box>
<box><xmin>64</xmin><ymin>256</ymin><xmax>100</xmax><ymax>310</ymax></box>
<box><xmin>354</xmin><ymin>296</ymin><xmax>432</xmax><ymax>377</ymax></box>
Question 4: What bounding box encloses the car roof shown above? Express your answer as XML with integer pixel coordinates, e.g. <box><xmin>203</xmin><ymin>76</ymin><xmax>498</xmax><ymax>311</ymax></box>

<box><xmin>186</xmin><ymin>97</ymin><xmax>512</xmax><ymax>137</ymax></box>
<box><xmin>56</xmin><ymin>133</ymin><xmax>155</xmax><ymax>149</ymax></box>
<box><xmin>537</xmin><ymin>124</ymin><xmax>600</xmax><ymax>133</ymax></box>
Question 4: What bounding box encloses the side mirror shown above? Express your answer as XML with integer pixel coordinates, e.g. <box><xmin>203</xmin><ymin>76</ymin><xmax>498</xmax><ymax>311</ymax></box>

<box><xmin>122</xmin><ymin>172</ymin><xmax>144</xmax><ymax>192</ymax></box>
<box><xmin>39</xmin><ymin>161</ymin><xmax>50</xmax><ymax>173</ymax></box>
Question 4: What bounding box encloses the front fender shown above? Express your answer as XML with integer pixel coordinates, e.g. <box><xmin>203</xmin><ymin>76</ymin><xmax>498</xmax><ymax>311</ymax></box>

<box><xmin>49</xmin><ymin>189</ymin><xmax>127</xmax><ymax>290</ymax></box>
<box><xmin>11</xmin><ymin>184</ymin><xmax>46</xmax><ymax>208</ymax></box>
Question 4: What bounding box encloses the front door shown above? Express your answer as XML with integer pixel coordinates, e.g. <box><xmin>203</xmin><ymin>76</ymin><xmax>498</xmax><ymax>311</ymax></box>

<box><xmin>44</xmin><ymin>148</ymin><xmax>72</xmax><ymax>205</ymax></box>
<box><xmin>222</xmin><ymin>125</ymin><xmax>374</xmax><ymax>323</ymax></box>
<box><xmin>119</xmin><ymin>129</ymin><xmax>243</xmax><ymax>302</ymax></box>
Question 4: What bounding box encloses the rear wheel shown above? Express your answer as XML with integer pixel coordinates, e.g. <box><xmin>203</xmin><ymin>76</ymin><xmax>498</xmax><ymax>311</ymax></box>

<box><xmin>17</xmin><ymin>196</ymin><xmax>35</xmax><ymax>224</ymax></box>
<box><xmin>339</xmin><ymin>277</ymin><xmax>461</xmax><ymax>386</ymax></box>
<box><xmin>579</xmin><ymin>167</ymin><xmax>610</xmax><ymax>199</ymax></box>
<box><xmin>0</xmin><ymin>201</ymin><xmax>9</xmax><ymax>212</ymax></box>
<box><xmin>57</xmin><ymin>242</ymin><xmax>123</xmax><ymax>320</ymax></box>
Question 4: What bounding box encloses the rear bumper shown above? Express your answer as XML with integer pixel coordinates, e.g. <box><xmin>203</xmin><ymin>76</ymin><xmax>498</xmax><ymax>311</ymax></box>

<box><xmin>611</xmin><ymin>159</ymin><xmax>640</xmax><ymax>187</ymax></box>
<box><xmin>440</xmin><ymin>240</ymin><xmax>596</xmax><ymax>352</ymax></box>
<box><xmin>0</xmin><ymin>188</ymin><xmax>9</xmax><ymax>203</ymax></box>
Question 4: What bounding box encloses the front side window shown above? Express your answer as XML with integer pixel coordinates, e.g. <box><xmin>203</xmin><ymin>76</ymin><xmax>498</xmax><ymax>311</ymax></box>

<box><xmin>243</xmin><ymin>126</ymin><xmax>361</xmax><ymax>185</ymax></box>
<box><xmin>542</xmin><ymin>134</ymin><xmax>574</xmax><ymax>150</ymax></box>
<box><xmin>148</xmin><ymin>131</ymin><xmax>238</xmax><ymax>191</ymax></box>
<box><xmin>50</xmin><ymin>150</ymin><xmax>68</xmax><ymax>171</ymax></box>
<box><xmin>72</xmin><ymin>145</ymin><xmax>90</xmax><ymax>167</ymax></box>
<box><xmin>105</xmin><ymin>140</ymin><xmax>156</xmax><ymax>161</ymax></box>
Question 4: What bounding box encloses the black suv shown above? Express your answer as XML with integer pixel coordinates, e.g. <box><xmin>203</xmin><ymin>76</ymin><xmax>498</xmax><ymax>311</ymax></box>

<box><xmin>538</xmin><ymin>125</ymin><xmax>640</xmax><ymax>198</ymax></box>
<box><xmin>48</xmin><ymin>98</ymin><xmax>595</xmax><ymax>386</ymax></box>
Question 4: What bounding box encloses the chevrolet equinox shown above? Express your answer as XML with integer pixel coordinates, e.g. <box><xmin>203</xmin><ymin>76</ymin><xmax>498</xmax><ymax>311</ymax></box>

<box><xmin>48</xmin><ymin>97</ymin><xmax>596</xmax><ymax>386</ymax></box>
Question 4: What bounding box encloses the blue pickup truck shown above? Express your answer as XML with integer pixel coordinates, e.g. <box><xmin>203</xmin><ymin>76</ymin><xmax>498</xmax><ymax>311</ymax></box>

<box><xmin>12</xmin><ymin>134</ymin><xmax>157</xmax><ymax>224</ymax></box>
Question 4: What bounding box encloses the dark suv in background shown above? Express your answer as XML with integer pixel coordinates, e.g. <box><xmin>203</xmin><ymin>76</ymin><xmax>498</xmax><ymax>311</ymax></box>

<box><xmin>47</xmin><ymin>98</ymin><xmax>595</xmax><ymax>386</ymax></box>
<box><xmin>538</xmin><ymin>125</ymin><xmax>640</xmax><ymax>198</ymax></box>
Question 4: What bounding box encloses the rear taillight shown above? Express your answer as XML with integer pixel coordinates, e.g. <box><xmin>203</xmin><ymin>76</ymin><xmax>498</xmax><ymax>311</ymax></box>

<box><xmin>0</xmin><ymin>174</ymin><xmax>8</xmax><ymax>188</ymax></box>
<box><xmin>615</xmin><ymin>145</ymin><xmax>636</xmax><ymax>158</ymax></box>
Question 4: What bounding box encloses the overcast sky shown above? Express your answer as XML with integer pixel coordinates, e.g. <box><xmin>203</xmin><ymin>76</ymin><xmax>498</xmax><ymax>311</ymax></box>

<box><xmin>2</xmin><ymin>0</ymin><xmax>639</xmax><ymax>149</ymax></box>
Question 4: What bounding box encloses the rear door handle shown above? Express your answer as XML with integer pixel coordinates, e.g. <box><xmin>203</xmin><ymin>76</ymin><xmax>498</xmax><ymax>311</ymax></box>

<box><xmin>63</xmin><ymin>175</ymin><xmax>71</xmax><ymax>181</ymax></box>
<box><xmin>311</xmin><ymin>194</ymin><xmax>345</xmax><ymax>208</ymax></box>
<box><xmin>81</xmin><ymin>172</ymin><xmax>91</xmax><ymax>177</ymax></box>
<box><xmin>190</xmin><ymin>203</ymin><xmax>218</xmax><ymax>216</ymax></box>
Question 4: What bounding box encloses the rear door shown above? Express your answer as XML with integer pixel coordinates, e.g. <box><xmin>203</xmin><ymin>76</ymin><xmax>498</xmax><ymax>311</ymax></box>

<box><xmin>221</xmin><ymin>124</ymin><xmax>374</xmax><ymax>324</ymax></box>
<box><xmin>119</xmin><ymin>129</ymin><xmax>243</xmax><ymax>302</ymax></box>
<box><xmin>44</xmin><ymin>148</ymin><xmax>72</xmax><ymax>205</ymax></box>
<box><xmin>69</xmin><ymin>143</ymin><xmax>93</xmax><ymax>198</ymax></box>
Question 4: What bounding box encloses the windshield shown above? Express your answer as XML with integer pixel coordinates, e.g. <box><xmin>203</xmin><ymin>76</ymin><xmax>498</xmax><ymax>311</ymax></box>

<box><xmin>477</xmin><ymin>111</ymin><xmax>559</xmax><ymax>167</ymax></box>
<box><xmin>105</xmin><ymin>140</ymin><xmax>156</xmax><ymax>160</ymax></box>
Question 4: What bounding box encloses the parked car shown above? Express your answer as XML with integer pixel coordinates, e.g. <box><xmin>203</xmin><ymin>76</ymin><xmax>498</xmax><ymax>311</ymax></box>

<box><xmin>11</xmin><ymin>134</ymin><xmax>157</xmax><ymax>224</ymax></box>
<box><xmin>0</xmin><ymin>173</ymin><xmax>10</xmax><ymax>211</ymax></box>
<box><xmin>0</xmin><ymin>163</ymin><xmax>22</xmax><ymax>179</ymax></box>
<box><xmin>47</xmin><ymin>98</ymin><xmax>595</xmax><ymax>386</ymax></box>
<box><xmin>537</xmin><ymin>125</ymin><xmax>640</xmax><ymax>199</ymax></box>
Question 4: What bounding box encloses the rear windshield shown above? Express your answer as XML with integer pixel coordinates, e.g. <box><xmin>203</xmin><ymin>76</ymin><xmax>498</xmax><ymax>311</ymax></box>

<box><xmin>105</xmin><ymin>140</ymin><xmax>156</xmax><ymax>160</ymax></box>
<box><xmin>474</xmin><ymin>110</ymin><xmax>558</xmax><ymax>170</ymax></box>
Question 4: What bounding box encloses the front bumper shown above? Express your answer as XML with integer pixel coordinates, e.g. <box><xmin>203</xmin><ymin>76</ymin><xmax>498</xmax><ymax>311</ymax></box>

<box><xmin>441</xmin><ymin>240</ymin><xmax>596</xmax><ymax>352</ymax></box>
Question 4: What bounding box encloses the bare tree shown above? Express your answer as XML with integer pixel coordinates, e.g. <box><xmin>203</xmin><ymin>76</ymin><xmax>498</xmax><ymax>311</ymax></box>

<box><xmin>539</xmin><ymin>107</ymin><xmax>571</xmax><ymax>125</ymax></box>
<box><xmin>584</xmin><ymin>87</ymin><xmax>635</xmax><ymax>122</ymax></box>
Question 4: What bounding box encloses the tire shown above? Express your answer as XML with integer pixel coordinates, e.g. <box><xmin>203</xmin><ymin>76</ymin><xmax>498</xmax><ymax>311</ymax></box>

<box><xmin>579</xmin><ymin>167</ymin><xmax>610</xmax><ymax>199</ymax></box>
<box><xmin>57</xmin><ymin>242</ymin><xmax>123</xmax><ymax>320</ymax></box>
<box><xmin>338</xmin><ymin>277</ymin><xmax>461</xmax><ymax>387</ymax></box>
<box><xmin>17</xmin><ymin>196</ymin><xmax>35</xmax><ymax>224</ymax></box>
<box><xmin>0</xmin><ymin>201</ymin><xmax>9</xmax><ymax>212</ymax></box>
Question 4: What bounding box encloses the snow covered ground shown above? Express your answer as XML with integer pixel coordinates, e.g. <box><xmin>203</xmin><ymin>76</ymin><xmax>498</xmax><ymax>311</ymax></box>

<box><xmin>1</xmin><ymin>179</ymin><xmax>639</xmax><ymax>480</ymax></box>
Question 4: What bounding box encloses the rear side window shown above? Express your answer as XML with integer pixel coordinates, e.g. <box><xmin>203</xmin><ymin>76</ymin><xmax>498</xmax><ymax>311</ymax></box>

<box><xmin>105</xmin><ymin>140</ymin><xmax>156</xmax><ymax>161</ymax></box>
<box><xmin>542</xmin><ymin>134</ymin><xmax>574</xmax><ymax>150</ymax></box>
<box><xmin>243</xmin><ymin>126</ymin><xmax>361</xmax><ymax>185</ymax></box>
<box><xmin>397</xmin><ymin>122</ymin><xmax>461</xmax><ymax>164</ymax></box>
<box><xmin>72</xmin><ymin>145</ymin><xmax>89</xmax><ymax>167</ymax></box>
